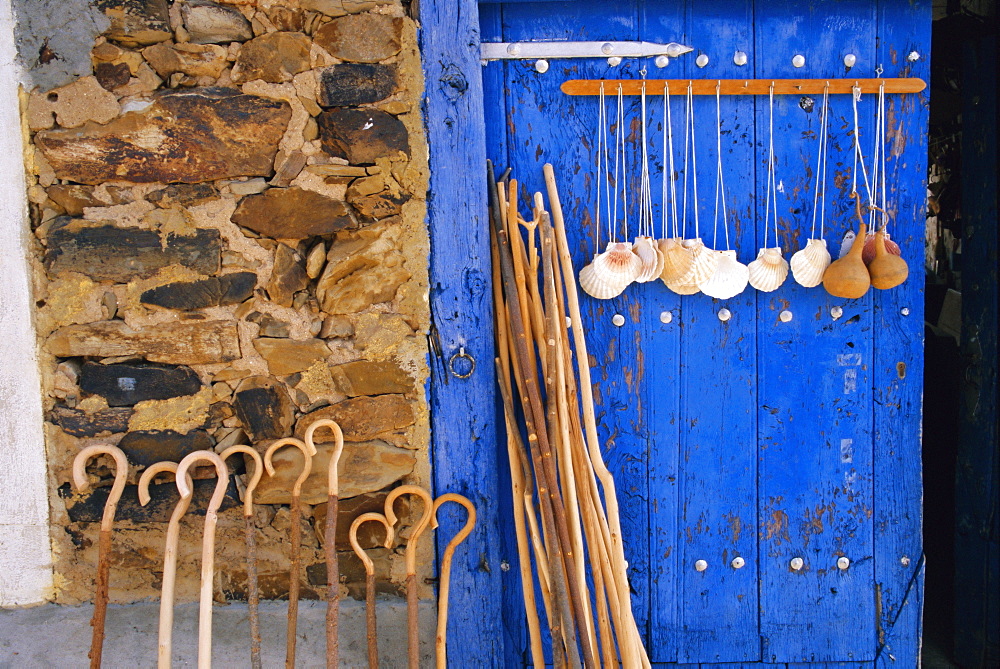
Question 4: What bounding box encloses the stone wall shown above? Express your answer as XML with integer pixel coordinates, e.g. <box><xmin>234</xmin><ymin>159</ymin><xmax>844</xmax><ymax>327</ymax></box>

<box><xmin>19</xmin><ymin>0</ymin><xmax>432</xmax><ymax>604</ymax></box>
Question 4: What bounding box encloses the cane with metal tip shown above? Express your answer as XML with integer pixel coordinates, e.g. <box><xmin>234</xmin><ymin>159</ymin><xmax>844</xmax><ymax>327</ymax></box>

<box><xmin>349</xmin><ymin>512</ymin><xmax>394</xmax><ymax>669</ymax></box>
<box><xmin>175</xmin><ymin>451</ymin><xmax>230</xmax><ymax>669</ymax></box>
<box><xmin>429</xmin><ymin>494</ymin><xmax>477</xmax><ymax>669</ymax></box>
<box><xmin>383</xmin><ymin>485</ymin><xmax>434</xmax><ymax>669</ymax></box>
<box><xmin>263</xmin><ymin>437</ymin><xmax>316</xmax><ymax>669</ymax></box>
<box><xmin>72</xmin><ymin>444</ymin><xmax>129</xmax><ymax>669</ymax></box>
<box><xmin>304</xmin><ymin>418</ymin><xmax>346</xmax><ymax>669</ymax></box>
<box><xmin>220</xmin><ymin>445</ymin><xmax>265</xmax><ymax>669</ymax></box>
<box><xmin>138</xmin><ymin>462</ymin><xmax>195</xmax><ymax>669</ymax></box>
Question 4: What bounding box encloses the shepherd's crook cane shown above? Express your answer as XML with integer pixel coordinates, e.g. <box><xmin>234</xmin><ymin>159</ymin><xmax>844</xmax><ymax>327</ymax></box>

<box><xmin>304</xmin><ymin>418</ymin><xmax>346</xmax><ymax>669</ymax></box>
<box><xmin>138</xmin><ymin>461</ymin><xmax>195</xmax><ymax>668</ymax></box>
<box><xmin>430</xmin><ymin>494</ymin><xmax>477</xmax><ymax>669</ymax></box>
<box><xmin>264</xmin><ymin>436</ymin><xmax>316</xmax><ymax>669</ymax></box>
<box><xmin>176</xmin><ymin>451</ymin><xmax>230</xmax><ymax>669</ymax></box>
<box><xmin>220</xmin><ymin>445</ymin><xmax>264</xmax><ymax>669</ymax></box>
<box><xmin>384</xmin><ymin>485</ymin><xmax>434</xmax><ymax>669</ymax></box>
<box><xmin>73</xmin><ymin>444</ymin><xmax>129</xmax><ymax>669</ymax></box>
<box><xmin>349</xmin><ymin>512</ymin><xmax>394</xmax><ymax>669</ymax></box>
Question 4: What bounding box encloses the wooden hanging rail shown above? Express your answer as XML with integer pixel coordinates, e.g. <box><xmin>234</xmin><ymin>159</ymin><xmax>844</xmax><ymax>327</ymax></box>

<box><xmin>560</xmin><ymin>78</ymin><xmax>926</xmax><ymax>96</ymax></box>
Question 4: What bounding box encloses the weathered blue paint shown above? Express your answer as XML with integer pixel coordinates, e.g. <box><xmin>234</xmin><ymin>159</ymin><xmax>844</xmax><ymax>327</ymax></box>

<box><xmin>423</xmin><ymin>0</ymin><xmax>932</xmax><ymax>665</ymax></box>
<box><xmin>417</xmin><ymin>0</ymin><xmax>514</xmax><ymax>666</ymax></box>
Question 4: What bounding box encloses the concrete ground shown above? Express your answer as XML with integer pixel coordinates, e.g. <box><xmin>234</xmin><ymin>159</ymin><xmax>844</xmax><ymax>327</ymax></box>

<box><xmin>0</xmin><ymin>599</ymin><xmax>435</xmax><ymax>668</ymax></box>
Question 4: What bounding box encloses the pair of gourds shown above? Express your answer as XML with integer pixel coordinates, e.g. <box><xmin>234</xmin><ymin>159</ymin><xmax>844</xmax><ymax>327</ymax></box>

<box><xmin>823</xmin><ymin>193</ymin><xmax>909</xmax><ymax>298</ymax></box>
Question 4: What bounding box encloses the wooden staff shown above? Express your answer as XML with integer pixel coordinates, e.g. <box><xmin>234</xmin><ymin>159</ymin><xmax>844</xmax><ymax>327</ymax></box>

<box><xmin>263</xmin><ymin>437</ymin><xmax>316</xmax><ymax>669</ymax></box>
<box><xmin>383</xmin><ymin>485</ymin><xmax>434</xmax><ymax>669</ymax></box>
<box><xmin>138</xmin><ymin>461</ymin><xmax>195</xmax><ymax>668</ymax></box>
<box><xmin>543</xmin><ymin>162</ymin><xmax>651</xmax><ymax>668</ymax></box>
<box><xmin>220</xmin><ymin>445</ymin><xmax>264</xmax><ymax>669</ymax></box>
<box><xmin>303</xmin><ymin>418</ymin><xmax>346</xmax><ymax>669</ymax></box>
<box><xmin>429</xmin><ymin>493</ymin><xmax>476</xmax><ymax>669</ymax></box>
<box><xmin>72</xmin><ymin>444</ymin><xmax>129</xmax><ymax>669</ymax></box>
<box><xmin>349</xmin><ymin>512</ymin><xmax>393</xmax><ymax>668</ymax></box>
<box><xmin>489</xmin><ymin>160</ymin><xmax>595</xmax><ymax>668</ymax></box>
<box><xmin>175</xmin><ymin>451</ymin><xmax>230</xmax><ymax>669</ymax></box>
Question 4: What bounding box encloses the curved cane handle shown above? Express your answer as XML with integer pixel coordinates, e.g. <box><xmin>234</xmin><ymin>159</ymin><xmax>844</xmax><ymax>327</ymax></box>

<box><xmin>176</xmin><ymin>451</ymin><xmax>229</xmax><ymax>513</ymax></box>
<box><xmin>384</xmin><ymin>485</ymin><xmax>434</xmax><ymax>576</ymax></box>
<box><xmin>220</xmin><ymin>445</ymin><xmax>264</xmax><ymax>516</ymax></box>
<box><xmin>138</xmin><ymin>462</ymin><xmax>194</xmax><ymax>506</ymax></box>
<box><xmin>304</xmin><ymin>419</ymin><xmax>344</xmax><ymax>497</ymax></box>
<box><xmin>73</xmin><ymin>444</ymin><xmax>129</xmax><ymax>532</ymax></box>
<box><xmin>349</xmin><ymin>512</ymin><xmax>394</xmax><ymax>576</ymax></box>
<box><xmin>431</xmin><ymin>493</ymin><xmax>477</xmax><ymax>551</ymax></box>
<box><xmin>263</xmin><ymin>437</ymin><xmax>314</xmax><ymax>498</ymax></box>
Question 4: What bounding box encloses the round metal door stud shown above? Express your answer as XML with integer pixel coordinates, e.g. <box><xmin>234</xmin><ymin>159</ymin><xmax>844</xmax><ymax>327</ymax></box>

<box><xmin>790</xmin><ymin>557</ymin><xmax>804</xmax><ymax>571</ymax></box>
<box><xmin>731</xmin><ymin>556</ymin><xmax>746</xmax><ymax>569</ymax></box>
<box><xmin>612</xmin><ymin>314</ymin><xmax>625</xmax><ymax>327</ymax></box>
<box><xmin>534</xmin><ymin>59</ymin><xmax>549</xmax><ymax>73</ymax></box>
<box><xmin>831</xmin><ymin>306</ymin><xmax>843</xmax><ymax>320</ymax></box>
<box><xmin>733</xmin><ymin>51</ymin><xmax>748</xmax><ymax>66</ymax></box>
<box><xmin>565</xmin><ymin>316</ymin><xmax>572</xmax><ymax>327</ymax></box>
<box><xmin>718</xmin><ymin>308</ymin><xmax>732</xmax><ymax>322</ymax></box>
<box><xmin>843</xmin><ymin>53</ymin><xmax>857</xmax><ymax>68</ymax></box>
<box><xmin>601</xmin><ymin>42</ymin><xmax>614</xmax><ymax>55</ymax></box>
<box><xmin>660</xmin><ymin>311</ymin><xmax>673</xmax><ymax>324</ymax></box>
<box><xmin>655</xmin><ymin>55</ymin><xmax>669</xmax><ymax>68</ymax></box>
<box><xmin>900</xmin><ymin>556</ymin><xmax>911</xmax><ymax>567</ymax></box>
<box><xmin>837</xmin><ymin>556</ymin><xmax>850</xmax><ymax>570</ymax></box>
<box><xmin>607</xmin><ymin>56</ymin><xmax>622</xmax><ymax>67</ymax></box>
<box><xmin>779</xmin><ymin>310</ymin><xmax>793</xmax><ymax>323</ymax></box>
<box><xmin>900</xmin><ymin>307</ymin><xmax>911</xmax><ymax>316</ymax></box>
<box><xmin>792</xmin><ymin>54</ymin><xmax>806</xmax><ymax>68</ymax></box>
<box><xmin>506</xmin><ymin>43</ymin><xmax>521</xmax><ymax>56</ymax></box>
<box><xmin>696</xmin><ymin>54</ymin><xmax>709</xmax><ymax>68</ymax></box>
<box><xmin>908</xmin><ymin>51</ymin><xmax>920</xmax><ymax>62</ymax></box>
<box><xmin>694</xmin><ymin>559</ymin><xmax>708</xmax><ymax>572</ymax></box>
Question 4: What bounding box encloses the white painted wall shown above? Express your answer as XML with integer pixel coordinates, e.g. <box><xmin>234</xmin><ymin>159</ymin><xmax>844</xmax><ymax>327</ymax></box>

<box><xmin>0</xmin><ymin>0</ymin><xmax>54</xmax><ymax>606</ymax></box>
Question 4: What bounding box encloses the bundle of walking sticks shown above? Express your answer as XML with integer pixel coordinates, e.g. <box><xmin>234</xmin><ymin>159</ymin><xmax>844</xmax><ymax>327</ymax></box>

<box><xmin>488</xmin><ymin>161</ymin><xmax>651</xmax><ymax>668</ymax></box>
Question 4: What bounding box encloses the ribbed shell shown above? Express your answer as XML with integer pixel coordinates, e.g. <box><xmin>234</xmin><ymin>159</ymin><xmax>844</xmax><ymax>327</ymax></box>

<box><xmin>861</xmin><ymin>231</ymin><xmax>901</xmax><ymax>265</ymax></box>
<box><xmin>699</xmin><ymin>250</ymin><xmax>750</xmax><ymax>299</ymax></box>
<box><xmin>790</xmin><ymin>238</ymin><xmax>832</xmax><ymax>288</ymax></box>
<box><xmin>578</xmin><ymin>242</ymin><xmax>641</xmax><ymax>299</ymax></box>
<box><xmin>658</xmin><ymin>237</ymin><xmax>694</xmax><ymax>283</ymax></box>
<box><xmin>747</xmin><ymin>247</ymin><xmax>789</xmax><ymax>292</ymax></box>
<box><xmin>633</xmin><ymin>236</ymin><xmax>662</xmax><ymax>283</ymax></box>
<box><xmin>680</xmin><ymin>238</ymin><xmax>720</xmax><ymax>285</ymax></box>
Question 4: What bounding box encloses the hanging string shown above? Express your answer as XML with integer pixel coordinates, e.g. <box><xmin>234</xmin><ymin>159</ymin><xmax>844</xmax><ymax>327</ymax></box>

<box><xmin>850</xmin><ymin>83</ymin><xmax>874</xmax><ymax>203</ymax></box>
<box><xmin>712</xmin><ymin>82</ymin><xmax>731</xmax><ymax>251</ymax></box>
<box><xmin>664</xmin><ymin>82</ymin><xmax>679</xmax><ymax>239</ymax></box>
<box><xmin>681</xmin><ymin>81</ymin><xmax>690</xmax><ymax>238</ymax></box>
<box><xmin>878</xmin><ymin>79</ymin><xmax>888</xmax><ymax>231</ymax></box>
<box><xmin>595</xmin><ymin>82</ymin><xmax>606</xmax><ymax>253</ymax></box>
<box><xmin>868</xmin><ymin>76</ymin><xmax>882</xmax><ymax>230</ymax></box>
<box><xmin>614</xmin><ymin>84</ymin><xmax>628</xmax><ymax>241</ymax></box>
<box><xmin>809</xmin><ymin>83</ymin><xmax>830</xmax><ymax>240</ymax></box>
<box><xmin>687</xmin><ymin>81</ymin><xmax>700</xmax><ymax>239</ymax></box>
<box><xmin>763</xmin><ymin>82</ymin><xmax>779</xmax><ymax>249</ymax></box>
<box><xmin>638</xmin><ymin>76</ymin><xmax>653</xmax><ymax>238</ymax></box>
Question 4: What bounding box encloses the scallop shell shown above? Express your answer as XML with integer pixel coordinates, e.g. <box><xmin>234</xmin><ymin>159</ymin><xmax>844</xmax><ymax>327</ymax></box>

<box><xmin>790</xmin><ymin>238</ymin><xmax>832</xmax><ymax>288</ymax></box>
<box><xmin>633</xmin><ymin>236</ymin><xmax>662</xmax><ymax>283</ymax></box>
<box><xmin>578</xmin><ymin>242</ymin><xmax>641</xmax><ymax>299</ymax></box>
<box><xmin>747</xmin><ymin>247</ymin><xmax>789</xmax><ymax>292</ymax></box>
<box><xmin>862</xmin><ymin>231</ymin><xmax>901</xmax><ymax>265</ymax></box>
<box><xmin>680</xmin><ymin>238</ymin><xmax>721</xmax><ymax>285</ymax></box>
<box><xmin>663</xmin><ymin>276</ymin><xmax>701</xmax><ymax>295</ymax></box>
<box><xmin>658</xmin><ymin>237</ymin><xmax>694</xmax><ymax>283</ymax></box>
<box><xmin>698</xmin><ymin>250</ymin><xmax>750</xmax><ymax>299</ymax></box>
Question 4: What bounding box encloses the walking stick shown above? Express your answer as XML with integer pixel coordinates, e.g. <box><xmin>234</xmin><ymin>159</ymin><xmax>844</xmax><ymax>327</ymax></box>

<box><xmin>220</xmin><ymin>445</ymin><xmax>265</xmax><ymax>669</ymax></box>
<box><xmin>383</xmin><ymin>485</ymin><xmax>434</xmax><ymax>669</ymax></box>
<box><xmin>304</xmin><ymin>418</ymin><xmax>345</xmax><ymax>669</ymax></box>
<box><xmin>430</xmin><ymin>494</ymin><xmax>476</xmax><ymax>669</ymax></box>
<box><xmin>138</xmin><ymin>461</ymin><xmax>195</xmax><ymax>668</ymax></box>
<box><xmin>72</xmin><ymin>444</ymin><xmax>129</xmax><ymax>669</ymax></box>
<box><xmin>349</xmin><ymin>512</ymin><xmax>394</xmax><ymax>669</ymax></box>
<box><xmin>175</xmin><ymin>451</ymin><xmax>229</xmax><ymax>669</ymax></box>
<box><xmin>263</xmin><ymin>437</ymin><xmax>316</xmax><ymax>669</ymax></box>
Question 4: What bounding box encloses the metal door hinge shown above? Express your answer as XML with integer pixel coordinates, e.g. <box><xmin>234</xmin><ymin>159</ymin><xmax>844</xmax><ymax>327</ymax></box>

<box><xmin>480</xmin><ymin>40</ymin><xmax>693</xmax><ymax>62</ymax></box>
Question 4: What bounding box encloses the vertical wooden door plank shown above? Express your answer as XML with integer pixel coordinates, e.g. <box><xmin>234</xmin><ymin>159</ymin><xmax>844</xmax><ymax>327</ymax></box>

<box><xmin>674</xmin><ymin>0</ymin><xmax>760</xmax><ymax>663</ymax></box>
<box><xmin>872</xmin><ymin>2</ymin><xmax>931</xmax><ymax>667</ymax></box>
<box><xmin>754</xmin><ymin>1</ymin><xmax>878</xmax><ymax>663</ymax></box>
<box><xmin>640</xmin><ymin>0</ymin><xmax>687</xmax><ymax>661</ymax></box>
<box><xmin>496</xmin><ymin>0</ymin><xmax>655</xmax><ymax>652</ymax></box>
<box><xmin>418</xmin><ymin>0</ymin><xmax>507</xmax><ymax>665</ymax></box>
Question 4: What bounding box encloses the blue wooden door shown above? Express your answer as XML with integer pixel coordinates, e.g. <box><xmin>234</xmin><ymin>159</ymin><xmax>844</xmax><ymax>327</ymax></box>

<box><xmin>479</xmin><ymin>1</ymin><xmax>928</xmax><ymax>665</ymax></box>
